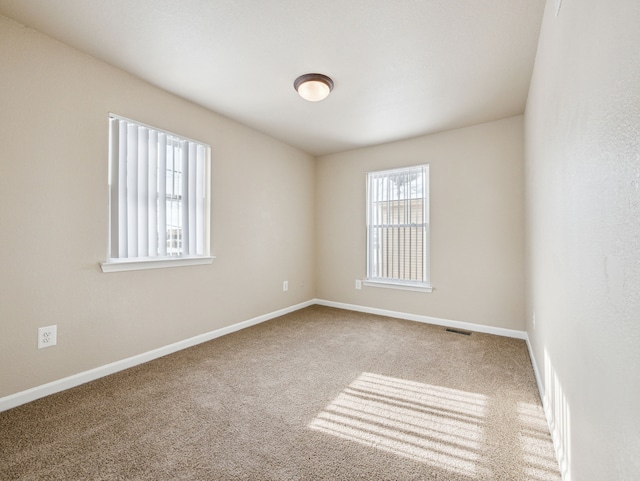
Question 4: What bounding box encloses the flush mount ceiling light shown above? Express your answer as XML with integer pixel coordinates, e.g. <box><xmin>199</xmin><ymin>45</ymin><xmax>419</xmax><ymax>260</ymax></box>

<box><xmin>294</xmin><ymin>73</ymin><xmax>334</xmax><ymax>102</ymax></box>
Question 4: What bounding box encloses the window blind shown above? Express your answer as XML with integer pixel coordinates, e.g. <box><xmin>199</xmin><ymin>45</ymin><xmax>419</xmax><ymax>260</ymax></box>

<box><xmin>108</xmin><ymin>115</ymin><xmax>210</xmax><ymax>260</ymax></box>
<box><xmin>366</xmin><ymin>164</ymin><xmax>430</xmax><ymax>287</ymax></box>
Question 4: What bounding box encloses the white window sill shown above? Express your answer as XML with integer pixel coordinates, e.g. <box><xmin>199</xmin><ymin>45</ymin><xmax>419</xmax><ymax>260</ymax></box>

<box><xmin>363</xmin><ymin>280</ymin><xmax>433</xmax><ymax>293</ymax></box>
<box><xmin>100</xmin><ymin>256</ymin><xmax>215</xmax><ymax>273</ymax></box>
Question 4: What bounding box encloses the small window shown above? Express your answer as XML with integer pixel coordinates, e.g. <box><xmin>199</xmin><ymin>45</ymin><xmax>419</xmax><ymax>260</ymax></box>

<box><xmin>101</xmin><ymin>114</ymin><xmax>213</xmax><ymax>272</ymax></box>
<box><xmin>365</xmin><ymin>164</ymin><xmax>431</xmax><ymax>291</ymax></box>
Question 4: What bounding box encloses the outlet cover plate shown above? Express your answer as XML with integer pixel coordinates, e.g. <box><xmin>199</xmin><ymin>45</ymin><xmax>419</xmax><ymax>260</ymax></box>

<box><xmin>38</xmin><ymin>325</ymin><xmax>57</xmax><ymax>349</ymax></box>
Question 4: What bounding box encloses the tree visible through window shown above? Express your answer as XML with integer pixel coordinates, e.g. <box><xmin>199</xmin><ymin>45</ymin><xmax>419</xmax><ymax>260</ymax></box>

<box><xmin>366</xmin><ymin>165</ymin><xmax>430</xmax><ymax>290</ymax></box>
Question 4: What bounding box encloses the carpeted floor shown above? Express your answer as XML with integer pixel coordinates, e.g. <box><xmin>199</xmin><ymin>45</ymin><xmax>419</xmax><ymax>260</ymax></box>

<box><xmin>0</xmin><ymin>306</ymin><xmax>561</xmax><ymax>480</ymax></box>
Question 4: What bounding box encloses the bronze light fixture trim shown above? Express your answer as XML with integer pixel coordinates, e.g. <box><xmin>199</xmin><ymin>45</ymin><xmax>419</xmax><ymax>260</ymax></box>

<box><xmin>294</xmin><ymin>73</ymin><xmax>334</xmax><ymax>102</ymax></box>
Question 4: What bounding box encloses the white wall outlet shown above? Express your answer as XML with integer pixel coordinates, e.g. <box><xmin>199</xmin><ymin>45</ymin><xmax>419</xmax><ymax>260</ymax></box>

<box><xmin>532</xmin><ymin>312</ymin><xmax>536</xmax><ymax>329</ymax></box>
<box><xmin>355</xmin><ymin>279</ymin><xmax>362</xmax><ymax>290</ymax></box>
<box><xmin>38</xmin><ymin>325</ymin><xmax>57</xmax><ymax>349</ymax></box>
<box><xmin>283</xmin><ymin>280</ymin><xmax>288</xmax><ymax>292</ymax></box>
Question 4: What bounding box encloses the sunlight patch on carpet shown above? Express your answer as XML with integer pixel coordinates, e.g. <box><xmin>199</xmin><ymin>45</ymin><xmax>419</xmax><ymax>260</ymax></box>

<box><xmin>308</xmin><ymin>372</ymin><xmax>487</xmax><ymax>477</ymax></box>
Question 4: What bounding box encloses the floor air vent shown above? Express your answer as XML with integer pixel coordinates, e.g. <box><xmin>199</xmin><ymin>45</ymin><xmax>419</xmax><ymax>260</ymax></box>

<box><xmin>445</xmin><ymin>328</ymin><xmax>472</xmax><ymax>336</ymax></box>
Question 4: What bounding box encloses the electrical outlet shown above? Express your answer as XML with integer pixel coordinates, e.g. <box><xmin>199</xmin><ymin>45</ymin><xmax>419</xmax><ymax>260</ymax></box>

<box><xmin>355</xmin><ymin>280</ymin><xmax>362</xmax><ymax>290</ymax></box>
<box><xmin>38</xmin><ymin>325</ymin><xmax>57</xmax><ymax>349</ymax></box>
<box><xmin>283</xmin><ymin>281</ymin><xmax>288</xmax><ymax>292</ymax></box>
<box><xmin>532</xmin><ymin>312</ymin><xmax>536</xmax><ymax>329</ymax></box>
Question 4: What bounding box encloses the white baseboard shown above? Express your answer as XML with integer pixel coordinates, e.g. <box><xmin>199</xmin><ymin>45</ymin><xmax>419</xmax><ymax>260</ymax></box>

<box><xmin>525</xmin><ymin>332</ymin><xmax>554</xmax><ymax>447</ymax></box>
<box><xmin>0</xmin><ymin>299</ymin><xmax>527</xmax><ymax>413</ymax></box>
<box><xmin>314</xmin><ymin>299</ymin><xmax>527</xmax><ymax>339</ymax></box>
<box><xmin>0</xmin><ymin>299</ymin><xmax>315</xmax><ymax>413</ymax></box>
<box><xmin>2</xmin><ymin>298</ymin><xmax>567</xmax><ymax>479</ymax></box>
<box><xmin>525</xmin><ymin>333</ymin><xmax>569</xmax><ymax>481</ymax></box>
<box><xmin>2</xmin><ymin>297</ymin><xmax>566</xmax><ymax>478</ymax></box>
<box><xmin>525</xmin><ymin>334</ymin><xmax>546</xmax><ymax>404</ymax></box>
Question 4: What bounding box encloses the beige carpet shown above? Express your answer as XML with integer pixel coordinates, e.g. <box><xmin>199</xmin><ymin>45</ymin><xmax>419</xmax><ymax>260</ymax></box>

<box><xmin>0</xmin><ymin>306</ymin><xmax>561</xmax><ymax>480</ymax></box>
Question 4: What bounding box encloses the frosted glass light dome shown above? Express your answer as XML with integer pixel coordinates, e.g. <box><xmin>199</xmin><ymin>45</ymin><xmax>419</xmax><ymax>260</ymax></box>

<box><xmin>294</xmin><ymin>73</ymin><xmax>334</xmax><ymax>102</ymax></box>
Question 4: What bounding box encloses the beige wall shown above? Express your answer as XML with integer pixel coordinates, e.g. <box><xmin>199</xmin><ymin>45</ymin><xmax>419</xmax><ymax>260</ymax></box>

<box><xmin>525</xmin><ymin>0</ymin><xmax>640</xmax><ymax>479</ymax></box>
<box><xmin>316</xmin><ymin>116</ymin><xmax>525</xmax><ymax>330</ymax></box>
<box><xmin>0</xmin><ymin>16</ymin><xmax>316</xmax><ymax>398</ymax></box>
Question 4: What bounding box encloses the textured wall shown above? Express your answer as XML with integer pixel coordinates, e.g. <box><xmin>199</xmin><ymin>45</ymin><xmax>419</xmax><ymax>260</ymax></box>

<box><xmin>0</xmin><ymin>16</ymin><xmax>316</xmax><ymax>398</ymax></box>
<box><xmin>525</xmin><ymin>0</ymin><xmax>640</xmax><ymax>479</ymax></box>
<box><xmin>316</xmin><ymin>116</ymin><xmax>525</xmax><ymax>329</ymax></box>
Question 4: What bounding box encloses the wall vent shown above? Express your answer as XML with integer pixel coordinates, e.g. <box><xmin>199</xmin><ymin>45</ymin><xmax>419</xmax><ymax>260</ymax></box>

<box><xmin>445</xmin><ymin>328</ymin><xmax>472</xmax><ymax>336</ymax></box>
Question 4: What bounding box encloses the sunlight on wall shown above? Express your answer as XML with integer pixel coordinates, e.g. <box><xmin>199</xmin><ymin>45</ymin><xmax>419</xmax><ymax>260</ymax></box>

<box><xmin>518</xmin><ymin>401</ymin><xmax>566</xmax><ymax>481</ymax></box>
<box><xmin>544</xmin><ymin>348</ymin><xmax>572</xmax><ymax>481</ymax></box>
<box><xmin>308</xmin><ymin>372</ymin><xmax>487</xmax><ymax>477</ymax></box>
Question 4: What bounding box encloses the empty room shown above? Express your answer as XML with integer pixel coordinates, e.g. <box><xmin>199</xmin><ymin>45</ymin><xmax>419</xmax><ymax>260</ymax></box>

<box><xmin>0</xmin><ymin>1</ymin><xmax>638</xmax><ymax>480</ymax></box>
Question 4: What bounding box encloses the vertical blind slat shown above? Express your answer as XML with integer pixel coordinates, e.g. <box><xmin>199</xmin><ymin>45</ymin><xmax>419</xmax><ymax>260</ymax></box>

<box><xmin>148</xmin><ymin>130</ymin><xmax>158</xmax><ymax>257</ymax></box>
<box><xmin>109</xmin><ymin>118</ymin><xmax>120</xmax><ymax>258</ymax></box>
<box><xmin>117</xmin><ymin>120</ymin><xmax>128</xmax><ymax>258</ymax></box>
<box><xmin>408</xmin><ymin>170</ymin><xmax>413</xmax><ymax>280</ymax></box>
<box><xmin>180</xmin><ymin>141</ymin><xmax>190</xmax><ymax>255</ymax></box>
<box><xmin>385</xmin><ymin>174</ymin><xmax>390</xmax><ymax>279</ymax></box>
<box><xmin>368</xmin><ymin>174</ymin><xmax>372</xmax><ymax>277</ymax></box>
<box><xmin>375</xmin><ymin>173</ymin><xmax>381</xmax><ymax>279</ymax></box>
<box><xmin>423</xmin><ymin>165</ymin><xmax>429</xmax><ymax>284</ymax></box>
<box><xmin>188</xmin><ymin>142</ymin><xmax>197</xmax><ymax>256</ymax></box>
<box><xmin>378</xmin><ymin>175</ymin><xmax>382</xmax><ymax>278</ymax></box>
<box><xmin>404</xmin><ymin>171</ymin><xmax>408</xmax><ymax>280</ymax></box>
<box><xmin>137</xmin><ymin>127</ymin><xmax>149</xmax><ymax>258</ymax></box>
<box><xmin>126</xmin><ymin>123</ymin><xmax>139</xmax><ymax>258</ymax></box>
<box><xmin>168</xmin><ymin>138</ymin><xmax>176</xmax><ymax>253</ymax></box>
<box><xmin>158</xmin><ymin>133</ymin><xmax>167</xmax><ymax>257</ymax></box>
<box><xmin>195</xmin><ymin>144</ymin><xmax>205</xmax><ymax>256</ymax></box>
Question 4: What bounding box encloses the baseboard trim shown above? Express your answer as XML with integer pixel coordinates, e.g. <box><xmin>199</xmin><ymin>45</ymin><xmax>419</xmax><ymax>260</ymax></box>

<box><xmin>2</xmin><ymin>299</ymin><xmax>566</xmax><ymax>478</ymax></box>
<box><xmin>0</xmin><ymin>299</ymin><xmax>315</xmax><ymax>413</ymax></box>
<box><xmin>314</xmin><ymin>299</ymin><xmax>527</xmax><ymax>339</ymax></box>
<box><xmin>525</xmin><ymin>332</ymin><xmax>553</xmax><ymax>439</ymax></box>
<box><xmin>525</xmin><ymin>334</ymin><xmax>545</xmax><ymax>403</ymax></box>
<box><xmin>0</xmin><ymin>299</ymin><xmax>526</xmax><ymax>413</ymax></box>
<box><xmin>525</xmin><ymin>333</ymin><xmax>569</xmax><ymax>481</ymax></box>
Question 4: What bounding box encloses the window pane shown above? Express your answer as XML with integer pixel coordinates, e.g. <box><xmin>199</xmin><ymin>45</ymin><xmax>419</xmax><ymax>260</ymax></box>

<box><xmin>366</xmin><ymin>165</ymin><xmax>429</xmax><ymax>287</ymax></box>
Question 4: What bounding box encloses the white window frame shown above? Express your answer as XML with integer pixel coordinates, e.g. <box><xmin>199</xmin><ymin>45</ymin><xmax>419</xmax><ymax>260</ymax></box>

<box><xmin>101</xmin><ymin>114</ymin><xmax>214</xmax><ymax>273</ymax></box>
<box><xmin>365</xmin><ymin>164</ymin><xmax>432</xmax><ymax>292</ymax></box>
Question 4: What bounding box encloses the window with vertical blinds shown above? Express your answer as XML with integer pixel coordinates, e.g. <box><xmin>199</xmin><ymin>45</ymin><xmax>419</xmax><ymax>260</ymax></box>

<box><xmin>365</xmin><ymin>164</ymin><xmax>431</xmax><ymax>291</ymax></box>
<box><xmin>101</xmin><ymin>114</ymin><xmax>213</xmax><ymax>272</ymax></box>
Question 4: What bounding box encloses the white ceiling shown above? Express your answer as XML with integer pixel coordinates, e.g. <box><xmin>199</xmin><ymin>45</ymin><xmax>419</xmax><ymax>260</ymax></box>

<box><xmin>0</xmin><ymin>0</ymin><xmax>545</xmax><ymax>156</ymax></box>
